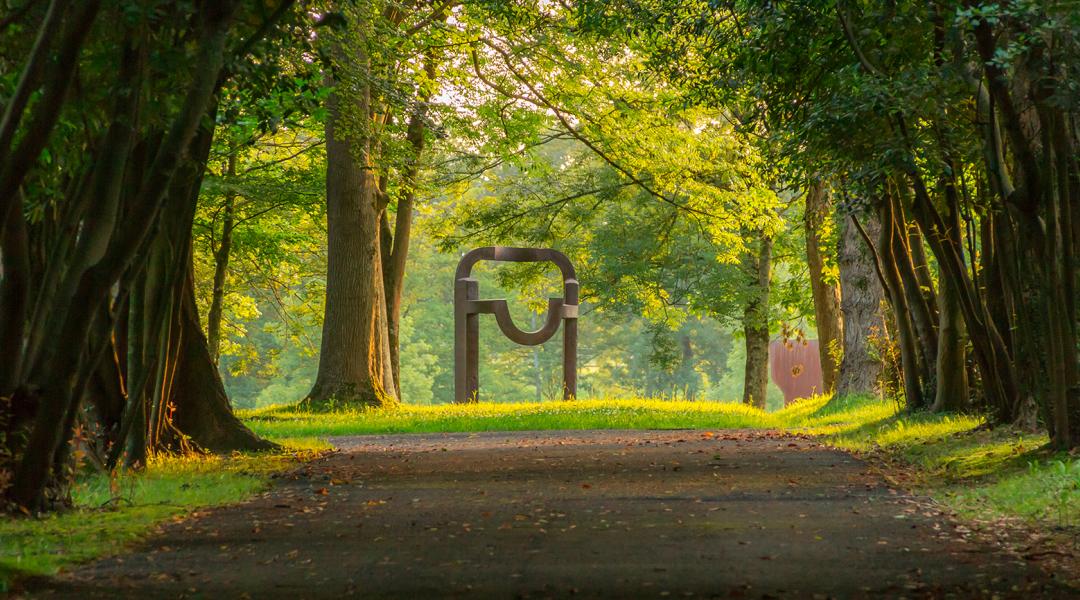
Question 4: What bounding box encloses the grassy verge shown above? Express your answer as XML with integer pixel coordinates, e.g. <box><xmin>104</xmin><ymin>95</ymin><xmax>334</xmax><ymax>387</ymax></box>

<box><xmin>792</xmin><ymin>394</ymin><xmax>1080</xmax><ymax>529</ymax></box>
<box><xmin>240</xmin><ymin>398</ymin><xmax>779</xmax><ymax>438</ymax></box>
<box><xmin>0</xmin><ymin>447</ymin><xmax>322</xmax><ymax>592</ymax></box>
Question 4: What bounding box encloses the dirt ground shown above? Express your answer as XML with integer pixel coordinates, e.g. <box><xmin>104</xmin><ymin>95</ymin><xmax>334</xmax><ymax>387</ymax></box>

<box><xmin>21</xmin><ymin>429</ymin><xmax>1078</xmax><ymax>598</ymax></box>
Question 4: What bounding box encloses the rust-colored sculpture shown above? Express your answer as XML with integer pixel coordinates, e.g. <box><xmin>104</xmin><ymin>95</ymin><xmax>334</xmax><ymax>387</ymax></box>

<box><xmin>454</xmin><ymin>247</ymin><xmax>578</xmax><ymax>403</ymax></box>
<box><xmin>769</xmin><ymin>338</ymin><xmax>824</xmax><ymax>405</ymax></box>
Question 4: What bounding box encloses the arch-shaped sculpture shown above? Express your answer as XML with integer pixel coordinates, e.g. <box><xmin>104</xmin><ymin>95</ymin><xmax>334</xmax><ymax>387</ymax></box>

<box><xmin>454</xmin><ymin>247</ymin><xmax>578</xmax><ymax>402</ymax></box>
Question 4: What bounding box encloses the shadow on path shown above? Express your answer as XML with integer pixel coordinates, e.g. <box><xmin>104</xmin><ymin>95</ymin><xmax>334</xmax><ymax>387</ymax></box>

<box><xmin>25</xmin><ymin>430</ymin><xmax>1075</xmax><ymax>598</ymax></box>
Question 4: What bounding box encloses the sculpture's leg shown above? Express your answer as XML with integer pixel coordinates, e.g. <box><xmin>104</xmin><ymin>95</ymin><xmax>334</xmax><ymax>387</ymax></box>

<box><xmin>454</xmin><ymin>278</ymin><xmax>480</xmax><ymax>403</ymax></box>
<box><xmin>563</xmin><ymin>279</ymin><xmax>579</xmax><ymax>400</ymax></box>
<box><xmin>466</xmin><ymin>287</ymin><xmax>479</xmax><ymax>402</ymax></box>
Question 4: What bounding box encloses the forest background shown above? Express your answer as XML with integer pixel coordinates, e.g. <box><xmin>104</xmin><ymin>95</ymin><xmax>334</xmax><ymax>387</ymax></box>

<box><xmin>3</xmin><ymin>0</ymin><xmax>1080</xmax><ymax>515</ymax></box>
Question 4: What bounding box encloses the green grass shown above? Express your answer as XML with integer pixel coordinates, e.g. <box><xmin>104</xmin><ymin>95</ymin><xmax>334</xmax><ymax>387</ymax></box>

<box><xmin>0</xmin><ymin>449</ymin><xmax>319</xmax><ymax>592</ymax></box>
<box><xmin>240</xmin><ymin>398</ymin><xmax>780</xmax><ymax>438</ymax></box>
<box><xmin>786</xmin><ymin>395</ymin><xmax>1080</xmax><ymax>528</ymax></box>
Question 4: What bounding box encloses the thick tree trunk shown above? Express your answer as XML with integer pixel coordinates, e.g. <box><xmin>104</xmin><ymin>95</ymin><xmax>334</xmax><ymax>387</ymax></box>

<box><xmin>931</xmin><ymin>194</ymin><xmax>970</xmax><ymax>412</ymax></box>
<box><xmin>836</xmin><ymin>213</ymin><xmax>885</xmax><ymax>399</ymax></box>
<box><xmin>804</xmin><ymin>181</ymin><xmax>842</xmax><ymax>392</ymax></box>
<box><xmin>172</xmin><ymin>267</ymin><xmax>277</xmax><ymax>453</ymax></box>
<box><xmin>932</xmin><ymin>277</ymin><xmax>969</xmax><ymax>411</ymax></box>
<box><xmin>0</xmin><ymin>191</ymin><xmax>31</xmax><ymax>395</ymax></box>
<box><xmin>123</xmin><ymin>106</ymin><xmax>273</xmax><ymax>462</ymax></box>
<box><xmin>305</xmin><ymin>67</ymin><xmax>397</xmax><ymax>409</ymax></box>
<box><xmin>8</xmin><ymin>4</ymin><xmax>238</xmax><ymax>509</ymax></box>
<box><xmin>742</xmin><ymin>236</ymin><xmax>772</xmax><ymax>409</ymax></box>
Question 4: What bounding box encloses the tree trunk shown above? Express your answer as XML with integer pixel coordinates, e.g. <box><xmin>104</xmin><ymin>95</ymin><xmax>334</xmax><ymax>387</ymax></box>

<box><xmin>123</xmin><ymin>107</ymin><xmax>273</xmax><ymax>463</ymax></box>
<box><xmin>932</xmin><ymin>276</ymin><xmax>969</xmax><ymax>411</ymax></box>
<box><xmin>677</xmin><ymin>333</ymin><xmax>698</xmax><ymax>400</ymax></box>
<box><xmin>382</xmin><ymin>110</ymin><xmax>422</xmax><ymax>399</ymax></box>
<box><xmin>889</xmin><ymin>189</ymin><xmax>938</xmax><ymax>398</ymax></box>
<box><xmin>878</xmin><ymin>199</ymin><xmax>925</xmax><ymax>410</ymax></box>
<box><xmin>836</xmin><ymin>212</ymin><xmax>885</xmax><ymax>399</ymax></box>
<box><xmin>305</xmin><ymin>63</ymin><xmax>397</xmax><ymax>409</ymax></box>
<box><xmin>742</xmin><ymin>236</ymin><xmax>772</xmax><ymax>409</ymax></box>
<box><xmin>172</xmin><ymin>266</ymin><xmax>277</xmax><ymax>452</ymax></box>
<box><xmin>8</xmin><ymin>3</ymin><xmax>238</xmax><ymax>509</ymax></box>
<box><xmin>803</xmin><ymin>180</ymin><xmax>842</xmax><ymax>392</ymax></box>
<box><xmin>206</xmin><ymin>153</ymin><xmax>236</xmax><ymax>364</ymax></box>
<box><xmin>382</xmin><ymin>44</ymin><xmax>440</xmax><ymax>398</ymax></box>
<box><xmin>0</xmin><ymin>190</ymin><xmax>31</xmax><ymax>395</ymax></box>
<box><xmin>932</xmin><ymin>192</ymin><xmax>970</xmax><ymax>412</ymax></box>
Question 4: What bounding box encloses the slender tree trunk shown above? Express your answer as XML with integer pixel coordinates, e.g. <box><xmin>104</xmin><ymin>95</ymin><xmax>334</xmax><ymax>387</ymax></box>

<box><xmin>932</xmin><ymin>194</ymin><xmax>970</xmax><ymax>412</ymax></box>
<box><xmin>878</xmin><ymin>199</ymin><xmax>924</xmax><ymax>410</ymax></box>
<box><xmin>742</xmin><ymin>236</ymin><xmax>772</xmax><ymax>409</ymax></box>
<box><xmin>383</xmin><ymin>110</ymin><xmax>423</xmax><ymax>398</ymax></box>
<box><xmin>890</xmin><ymin>189</ymin><xmax>937</xmax><ymax>397</ymax></box>
<box><xmin>678</xmin><ymin>333</ymin><xmax>698</xmax><ymax>400</ymax></box>
<box><xmin>804</xmin><ymin>180</ymin><xmax>842</xmax><ymax>392</ymax></box>
<box><xmin>836</xmin><ymin>213</ymin><xmax>885</xmax><ymax>398</ymax></box>
<box><xmin>382</xmin><ymin>43</ymin><xmax>440</xmax><ymax>398</ymax></box>
<box><xmin>206</xmin><ymin>154</ymin><xmax>236</xmax><ymax>364</ymax></box>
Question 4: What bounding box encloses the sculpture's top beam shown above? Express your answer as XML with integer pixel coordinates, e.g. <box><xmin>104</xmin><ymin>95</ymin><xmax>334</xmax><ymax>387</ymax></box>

<box><xmin>454</xmin><ymin>246</ymin><xmax>577</xmax><ymax>282</ymax></box>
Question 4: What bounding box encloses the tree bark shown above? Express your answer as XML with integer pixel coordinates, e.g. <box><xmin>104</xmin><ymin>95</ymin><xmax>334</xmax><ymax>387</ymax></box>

<box><xmin>931</xmin><ymin>190</ymin><xmax>969</xmax><ymax>412</ymax></box>
<box><xmin>878</xmin><ymin>198</ymin><xmax>925</xmax><ymax>410</ymax></box>
<box><xmin>803</xmin><ymin>180</ymin><xmax>842</xmax><ymax>392</ymax></box>
<box><xmin>889</xmin><ymin>189</ymin><xmax>937</xmax><ymax>397</ymax></box>
<box><xmin>124</xmin><ymin>107</ymin><xmax>273</xmax><ymax>462</ymax></box>
<box><xmin>172</xmin><ymin>266</ymin><xmax>277</xmax><ymax>453</ymax></box>
<box><xmin>0</xmin><ymin>190</ymin><xmax>31</xmax><ymax>395</ymax></box>
<box><xmin>382</xmin><ymin>43</ymin><xmax>440</xmax><ymax>399</ymax></box>
<box><xmin>383</xmin><ymin>109</ymin><xmax>424</xmax><ymax>398</ymax></box>
<box><xmin>932</xmin><ymin>275</ymin><xmax>968</xmax><ymax>411</ymax></box>
<box><xmin>206</xmin><ymin>153</ymin><xmax>236</xmax><ymax>364</ymax></box>
<box><xmin>742</xmin><ymin>236</ymin><xmax>772</xmax><ymax>409</ymax></box>
<box><xmin>305</xmin><ymin>60</ymin><xmax>397</xmax><ymax>409</ymax></box>
<box><xmin>9</xmin><ymin>3</ymin><xmax>238</xmax><ymax>509</ymax></box>
<box><xmin>836</xmin><ymin>212</ymin><xmax>884</xmax><ymax>399</ymax></box>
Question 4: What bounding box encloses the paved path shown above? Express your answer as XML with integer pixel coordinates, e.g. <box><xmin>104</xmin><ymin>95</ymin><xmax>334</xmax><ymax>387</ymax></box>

<box><xmin>26</xmin><ymin>430</ymin><xmax>1073</xmax><ymax>598</ymax></box>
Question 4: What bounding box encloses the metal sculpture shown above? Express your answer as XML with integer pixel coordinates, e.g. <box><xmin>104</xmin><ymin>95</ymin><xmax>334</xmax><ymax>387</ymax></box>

<box><xmin>454</xmin><ymin>247</ymin><xmax>578</xmax><ymax>403</ymax></box>
<box><xmin>769</xmin><ymin>338</ymin><xmax>824</xmax><ymax>405</ymax></box>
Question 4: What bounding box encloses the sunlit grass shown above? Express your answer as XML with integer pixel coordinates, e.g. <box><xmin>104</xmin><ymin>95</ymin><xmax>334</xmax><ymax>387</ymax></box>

<box><xmin>0</xmin><ymin>448</ymin><xmax>319</xmax><ymax>591</ymax></box>
<box><xmin>779</xmin><ymin>395</ymin><xmax>1077</xmax><ymax>529</ymax></box>
<box><xmin>240</xmin><ymin>397</ymin><xmax>781</xmax><ymax>439</ymax></box>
